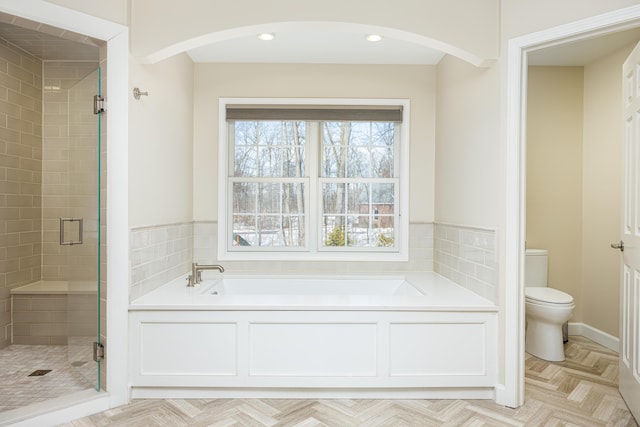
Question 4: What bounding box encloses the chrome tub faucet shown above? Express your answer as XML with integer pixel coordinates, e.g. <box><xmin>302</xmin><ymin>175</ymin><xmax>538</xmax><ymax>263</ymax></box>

<box><xmin>188</xmin><ymin>262</ymin><xmax>224</xmax><ymax>286</ymax></box>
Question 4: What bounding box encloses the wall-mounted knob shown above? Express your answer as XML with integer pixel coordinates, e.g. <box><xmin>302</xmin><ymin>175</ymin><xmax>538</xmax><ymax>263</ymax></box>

<box><xmin>133</xmin><ymin>87</ymin><xmax>148</xmax><ymax>100</ymax></box>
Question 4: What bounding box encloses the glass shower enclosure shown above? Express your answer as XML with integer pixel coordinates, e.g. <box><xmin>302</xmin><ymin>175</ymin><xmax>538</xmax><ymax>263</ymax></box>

<box><xmin>0</xmin><ymin>18</ymin><xmax>104</xmax><ymax>416</ymax></box>
<box><xmin>57</xmin><ymin>67</ymin><xmax>103</xmax><ymax>390</ymax></box>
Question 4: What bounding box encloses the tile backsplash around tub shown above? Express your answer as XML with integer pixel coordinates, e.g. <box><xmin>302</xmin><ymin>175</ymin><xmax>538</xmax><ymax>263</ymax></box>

<box><xmin>130</xmin><ymin>222</ymin><xmax>435</xmax><ymax>300</ymax></box>
<box><xmin>130</xmin><ymin>221</ymin><xmax>497</xmax><ymax>303</ymax></box>
<box><xmin>129</xmin><ymin>222</ymin><xmax>193</xmax><ymax>301</ymax></box>
<box><xmin>434</xmin><ymin>223</ymin><xmax>498</xmax><ymax>304</ymax></box>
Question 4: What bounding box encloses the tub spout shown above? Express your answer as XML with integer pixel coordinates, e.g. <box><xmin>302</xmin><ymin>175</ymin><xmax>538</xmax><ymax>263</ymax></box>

<box><xmin>192</xmin><ymin>262</ymin><xmax>224</xmax><ymax>285</ymax></box>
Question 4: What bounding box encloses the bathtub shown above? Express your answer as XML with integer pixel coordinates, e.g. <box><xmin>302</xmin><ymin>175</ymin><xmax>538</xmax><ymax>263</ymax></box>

<box><xmin>129</xmin><ymin>272</ymin><xmax>498</xmax><ymax>399</ymax></box>
<box><xmin>201</xmin><ymin>277</ymin><xmax>424</xmax><ymax>296</ymax></box>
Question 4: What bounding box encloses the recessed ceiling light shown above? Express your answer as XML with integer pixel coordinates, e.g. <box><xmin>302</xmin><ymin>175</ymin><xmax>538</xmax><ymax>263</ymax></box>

<box><xmin>366</xmin><ymin>34</ymin><xmax>383</xmax><ymax>42</ymax></box>
<box><xmin>257</xmin><ymin>33</ymin><xmax>275</xmax><ymax>41</ymax></box>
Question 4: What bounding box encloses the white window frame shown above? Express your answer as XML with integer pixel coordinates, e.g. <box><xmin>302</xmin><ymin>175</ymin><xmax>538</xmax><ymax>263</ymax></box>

<box><xmin>217</xmin><ymin>97</ymin><xmax>410</xmax><ymax>261</ymax></box>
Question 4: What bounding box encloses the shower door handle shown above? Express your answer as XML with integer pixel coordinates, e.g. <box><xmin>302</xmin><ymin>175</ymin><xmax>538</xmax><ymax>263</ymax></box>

<box><xmin>60</xmin><ymin>218</ymin><xmax>83</xmax><ymax>245</ymax></box>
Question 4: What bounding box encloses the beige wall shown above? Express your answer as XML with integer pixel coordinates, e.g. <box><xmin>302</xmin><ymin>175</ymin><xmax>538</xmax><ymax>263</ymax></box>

<box><xmin>39</xmin><ymin>0</ymin><xmax>640</xmax><ymax>395</ymax></box>
<box><xmin>526</xmin><ymin>47</ymin><xmax>635</xmax><ymax>338</ymax></box>
<box><xmin>44</xmin><ymin>0</ymin><xmax>127</xmax><ymax>26</ymax></box>
<box><xmin>435</xmin><ymin>54</ymin><xmax>501</xmax><ymax>226</ymax></box>
<box><xmin>192</xmin><ymin>63</ymin><xmax>436</xmax><ymax>223</ymax></box>
<box><xmin>493</xmin><ymin>4</ymin><xmax>639</xmax><ymax>386</ymax></box>
<box><xmin>0</xmin><ymin>39</ymin><xmax>42</xmax><ymax>349</ymax></box>
<box><xmin>130</xmin><ymin>0</ymin><xmax>498</xmax><ymax>63</ymax></box>
<box><xmin>581</xmin><ymin>43</ymin><xmax>635</xmax><ymax>337</ymax></box>
<box><xmin>526</xmin><ymin>67</ymin><xmax>584</xmax><ymax>322</ymax></box>
<box><xmin>429</xmin><ymin>1</ymin><xmax>639</xmax><ymax>385</ymax></box>
<box><xmin>501</xmin><ymin>0</ymin><xmax>640</xmax><ymax>40</ymax></box>
<box><xmin>129</xmin><ymin>53</ymin><xmax>194</xmax><ymax>228</ymax></box>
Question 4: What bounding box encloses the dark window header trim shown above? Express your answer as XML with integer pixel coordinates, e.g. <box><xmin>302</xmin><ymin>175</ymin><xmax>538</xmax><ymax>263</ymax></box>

<box><xmin>226</xmin><ymin>105</ymin><xmax>403</xmax><ymax>123</ymax></box>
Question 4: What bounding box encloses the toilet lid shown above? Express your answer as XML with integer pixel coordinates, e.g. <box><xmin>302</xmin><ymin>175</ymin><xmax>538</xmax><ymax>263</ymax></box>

<box><xmin>525</xmin><ymin>287</ymin><xmax>573</xmax><ymax>304</ymax></box>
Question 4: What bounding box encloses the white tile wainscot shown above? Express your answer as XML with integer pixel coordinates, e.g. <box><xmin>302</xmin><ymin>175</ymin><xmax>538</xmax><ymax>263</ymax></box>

<box><xmin>129</xmin><ymin>272</ymin><xmax>498</xmax><ymax>399</ymax></box>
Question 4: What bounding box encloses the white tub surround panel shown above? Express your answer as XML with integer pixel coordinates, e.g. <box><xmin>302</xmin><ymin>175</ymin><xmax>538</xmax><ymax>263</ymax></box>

<box><xmin>434</xmin><ymin>223</ymin><xmax>498</xmax><ymax>303</ymax></box>
<box><xmin>129</xmin><ymin>273</ymin><xmax>497</xmax><ymax>399</ymax></box>
<box><xmin>129</xmin><ymin>222</ymin><xmax>193</xmax><ymax>301</ymax></box>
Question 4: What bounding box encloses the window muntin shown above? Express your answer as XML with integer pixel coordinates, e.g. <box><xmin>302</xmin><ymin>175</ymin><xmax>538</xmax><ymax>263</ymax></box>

<box><xmin>232</xmin><ymin>121</ymin><xmax>306</xmax><ymax>178</ymax></box>
<box><xmin>319</xmin><ymin>121</ymin><xmax>398</xmax><ymax>249</ymax></box>
<box><xmin>219</xmin><ymin>99</ymin><xmax>409</xmax><ymax>261</ymax></box>
<box><xmin>321</xmin><ymin>182</ymin><xmax>396</xmax><ymax>248</ymax></box>
<box><xmin>230</xmin><ymin>120</ymin><xmax>307</xmax><ymax>249</ymax></box>
<box><xmin>321</xmin><ymin>121</ymin><xmax>395</xmax><ymax>178</ymax></box>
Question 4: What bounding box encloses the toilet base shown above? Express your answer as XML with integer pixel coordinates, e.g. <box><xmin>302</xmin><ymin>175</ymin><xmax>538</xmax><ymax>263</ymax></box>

<box><xmin>525</xmin><ymin>318</ymin><xmax>566</xmax><ymax>362</ymax></box>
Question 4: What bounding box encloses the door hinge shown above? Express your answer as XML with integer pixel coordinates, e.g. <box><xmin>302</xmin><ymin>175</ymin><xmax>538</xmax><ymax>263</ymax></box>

<box><xmin>93</xmin><ymin>342</ymin><xmax>105</xmax><ymax>362</ymax></box>
<box><xmin>93</xmin><ymin>95</ymin><xmax>105</xmax><ymax>114</ymax></box>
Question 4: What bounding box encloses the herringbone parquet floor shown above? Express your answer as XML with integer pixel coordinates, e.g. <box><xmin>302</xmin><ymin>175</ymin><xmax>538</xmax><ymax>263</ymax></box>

<box><xmin>63</xmin><ymin>336</ymin><xmax>638</xmax><ymax>426</ymax></box>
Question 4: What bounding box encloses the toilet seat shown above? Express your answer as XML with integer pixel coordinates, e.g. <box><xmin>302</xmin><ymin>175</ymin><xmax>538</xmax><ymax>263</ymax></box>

<box><xmin>525</xmin><ymin>287</ymin><xmax>573</xmax><ymax>305</ymax></box>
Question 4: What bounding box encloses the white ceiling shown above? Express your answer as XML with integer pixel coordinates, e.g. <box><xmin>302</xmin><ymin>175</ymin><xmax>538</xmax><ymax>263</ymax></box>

<box><xmin>188</xmin><ymin>26</ymin><xmax>640</xmax><ymax>66</ymax></box>
<box><xmin>187</xmin><ymin>30</ymin><xmax>446</xmax><ymax>64</ymax></box>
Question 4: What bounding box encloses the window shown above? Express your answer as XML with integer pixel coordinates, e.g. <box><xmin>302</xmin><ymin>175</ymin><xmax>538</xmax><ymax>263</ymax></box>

<box><xmin>218</xmin><ymin>99</ymin><xmax>409</xmax><ymax>261</ymax></box>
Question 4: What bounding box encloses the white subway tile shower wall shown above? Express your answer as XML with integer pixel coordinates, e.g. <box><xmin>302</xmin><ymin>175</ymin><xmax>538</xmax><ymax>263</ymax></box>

<box><xmin>192</xmin><ymin>222</ymin><xmax>434</xmax><ymax>274</ymax></box>
<box><xmin>434</xmin><ymin>223</ymin><xmax>498</xmax><ymax>303</ymax></box>
<box><xmin>129</xmin><ymin>223</ymin><xmax>193</xmax><ymax>301</ymax></box>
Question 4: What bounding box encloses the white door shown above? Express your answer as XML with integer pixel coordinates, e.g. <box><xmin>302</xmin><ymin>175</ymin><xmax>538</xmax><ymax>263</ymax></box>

<box><xmin>619</xmin><ymin>40</ymin><xmax>640</xmax><ymax>422</ymax></box>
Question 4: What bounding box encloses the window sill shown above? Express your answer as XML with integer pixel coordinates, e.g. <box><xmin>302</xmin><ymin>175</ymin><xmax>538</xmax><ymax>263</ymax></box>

<box><xmin>217</xmin><ymin>250</ymin><xmax>409</xmax><ymax>263</ymax></box>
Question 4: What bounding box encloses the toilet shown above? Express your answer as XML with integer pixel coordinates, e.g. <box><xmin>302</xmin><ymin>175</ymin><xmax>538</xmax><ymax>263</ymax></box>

<box><xmin>525</xmin><ymin>249</ymin><xmax>575</xmax><ymax>361</ymax></box>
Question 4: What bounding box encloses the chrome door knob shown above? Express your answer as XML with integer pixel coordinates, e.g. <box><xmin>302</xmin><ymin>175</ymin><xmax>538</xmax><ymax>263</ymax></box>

<box><xmin>610</xmin><ymin>240</ymin><xmax>625</xmax><ymax>252</ymax></box>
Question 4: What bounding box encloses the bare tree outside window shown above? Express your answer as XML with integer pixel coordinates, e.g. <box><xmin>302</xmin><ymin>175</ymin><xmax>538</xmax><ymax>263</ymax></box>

<box><xmin>227</xmin><ymin>114</ymin><xmax>399</xmax><ymax>252</ymax></box>
<box><xmin>321</xmin><ymin>122</ymin><xmax>396</xmax><ymax>248</ymax></box>
<box><xmin>231</xmin><ymin>120</ymin><xmax>306</xmax><ymax>247</ymax></box>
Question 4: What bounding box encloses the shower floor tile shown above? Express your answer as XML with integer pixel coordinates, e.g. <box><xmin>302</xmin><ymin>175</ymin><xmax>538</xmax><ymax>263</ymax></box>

<box><xmin>0</xmin><ymin>344</ymin><xmax>95</xmax><ymax>412</ymax></box>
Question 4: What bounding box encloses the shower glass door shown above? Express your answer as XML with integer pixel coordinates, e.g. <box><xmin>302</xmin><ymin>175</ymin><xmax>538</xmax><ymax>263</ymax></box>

<box><xmin>64</xmin><ymin>67</ymin><xmax>101</xmax><ymax>390</ymax></box>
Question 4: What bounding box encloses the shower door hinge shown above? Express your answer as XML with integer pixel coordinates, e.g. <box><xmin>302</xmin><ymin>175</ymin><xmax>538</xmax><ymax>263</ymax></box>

<box><xmin>93</xmin><ymin>342</ymin><xmax>105</xmax><ymax>362</ymax></box>
<box><xmin>93</xmin><ymin>95</ymin><xmax>105</xmax><ymax>114</ymax></box>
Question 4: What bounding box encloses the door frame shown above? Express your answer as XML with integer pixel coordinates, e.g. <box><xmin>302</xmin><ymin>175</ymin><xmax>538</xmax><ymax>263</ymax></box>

<box><xmin>0</xmin><ymin>0</ymin><xmax>130</xmax><ymax>418</ymax></box>
<box><xmin>504</xmin><ymin>4</ymin><xmax>640</xmax><ymax>407</ymax></box>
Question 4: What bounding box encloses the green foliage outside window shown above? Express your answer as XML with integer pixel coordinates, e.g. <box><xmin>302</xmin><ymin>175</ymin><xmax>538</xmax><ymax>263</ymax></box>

<box><xmin>376</xmin><ymin>233</ymin><xmax>394</xmax><ymax>247</ymax></box>
<box><xmin>326</xmin><ymin>225</ymin><xmax>352</xmax><ymax>246</ymax></box>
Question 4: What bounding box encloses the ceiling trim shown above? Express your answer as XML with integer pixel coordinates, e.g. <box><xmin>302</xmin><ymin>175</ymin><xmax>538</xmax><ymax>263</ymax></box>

<box><xmin>137</xmin><ymin>21</ymin><xmax>491</xmax><ymax>67</ymax></box>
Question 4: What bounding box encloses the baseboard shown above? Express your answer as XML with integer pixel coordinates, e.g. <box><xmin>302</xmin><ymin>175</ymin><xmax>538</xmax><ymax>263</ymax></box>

<box><xmin>130</xmin><ymin>387</ymin><xmax>496</xmax><ymax>400</ymax></box>
<box><xmin>0</xmin><ymin>389</ymin><xmax>109</xmax><ymax>427</ymax></box>
<box><xmin>568</xmin><ymin>322</ymin><xmax>619</xmax><ymax>353</ymax></box>
<box><xmin>493</xmin><ymin>384</ymin><xmax>511</xmax><ymax>407</ymax></box>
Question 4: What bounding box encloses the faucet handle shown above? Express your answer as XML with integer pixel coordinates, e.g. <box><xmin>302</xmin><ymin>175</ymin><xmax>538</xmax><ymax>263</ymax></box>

<box><xmin>186</xmin><ymin>275</ymin><xmax>195</xmax><ymax>287</ymax></box>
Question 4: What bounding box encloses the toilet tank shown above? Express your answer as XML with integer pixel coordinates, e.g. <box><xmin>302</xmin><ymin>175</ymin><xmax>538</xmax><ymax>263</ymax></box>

<box><xmin>525</xmin><ymin>249</ymin><xmax>548</xmax><ymax>287</ymax></box>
